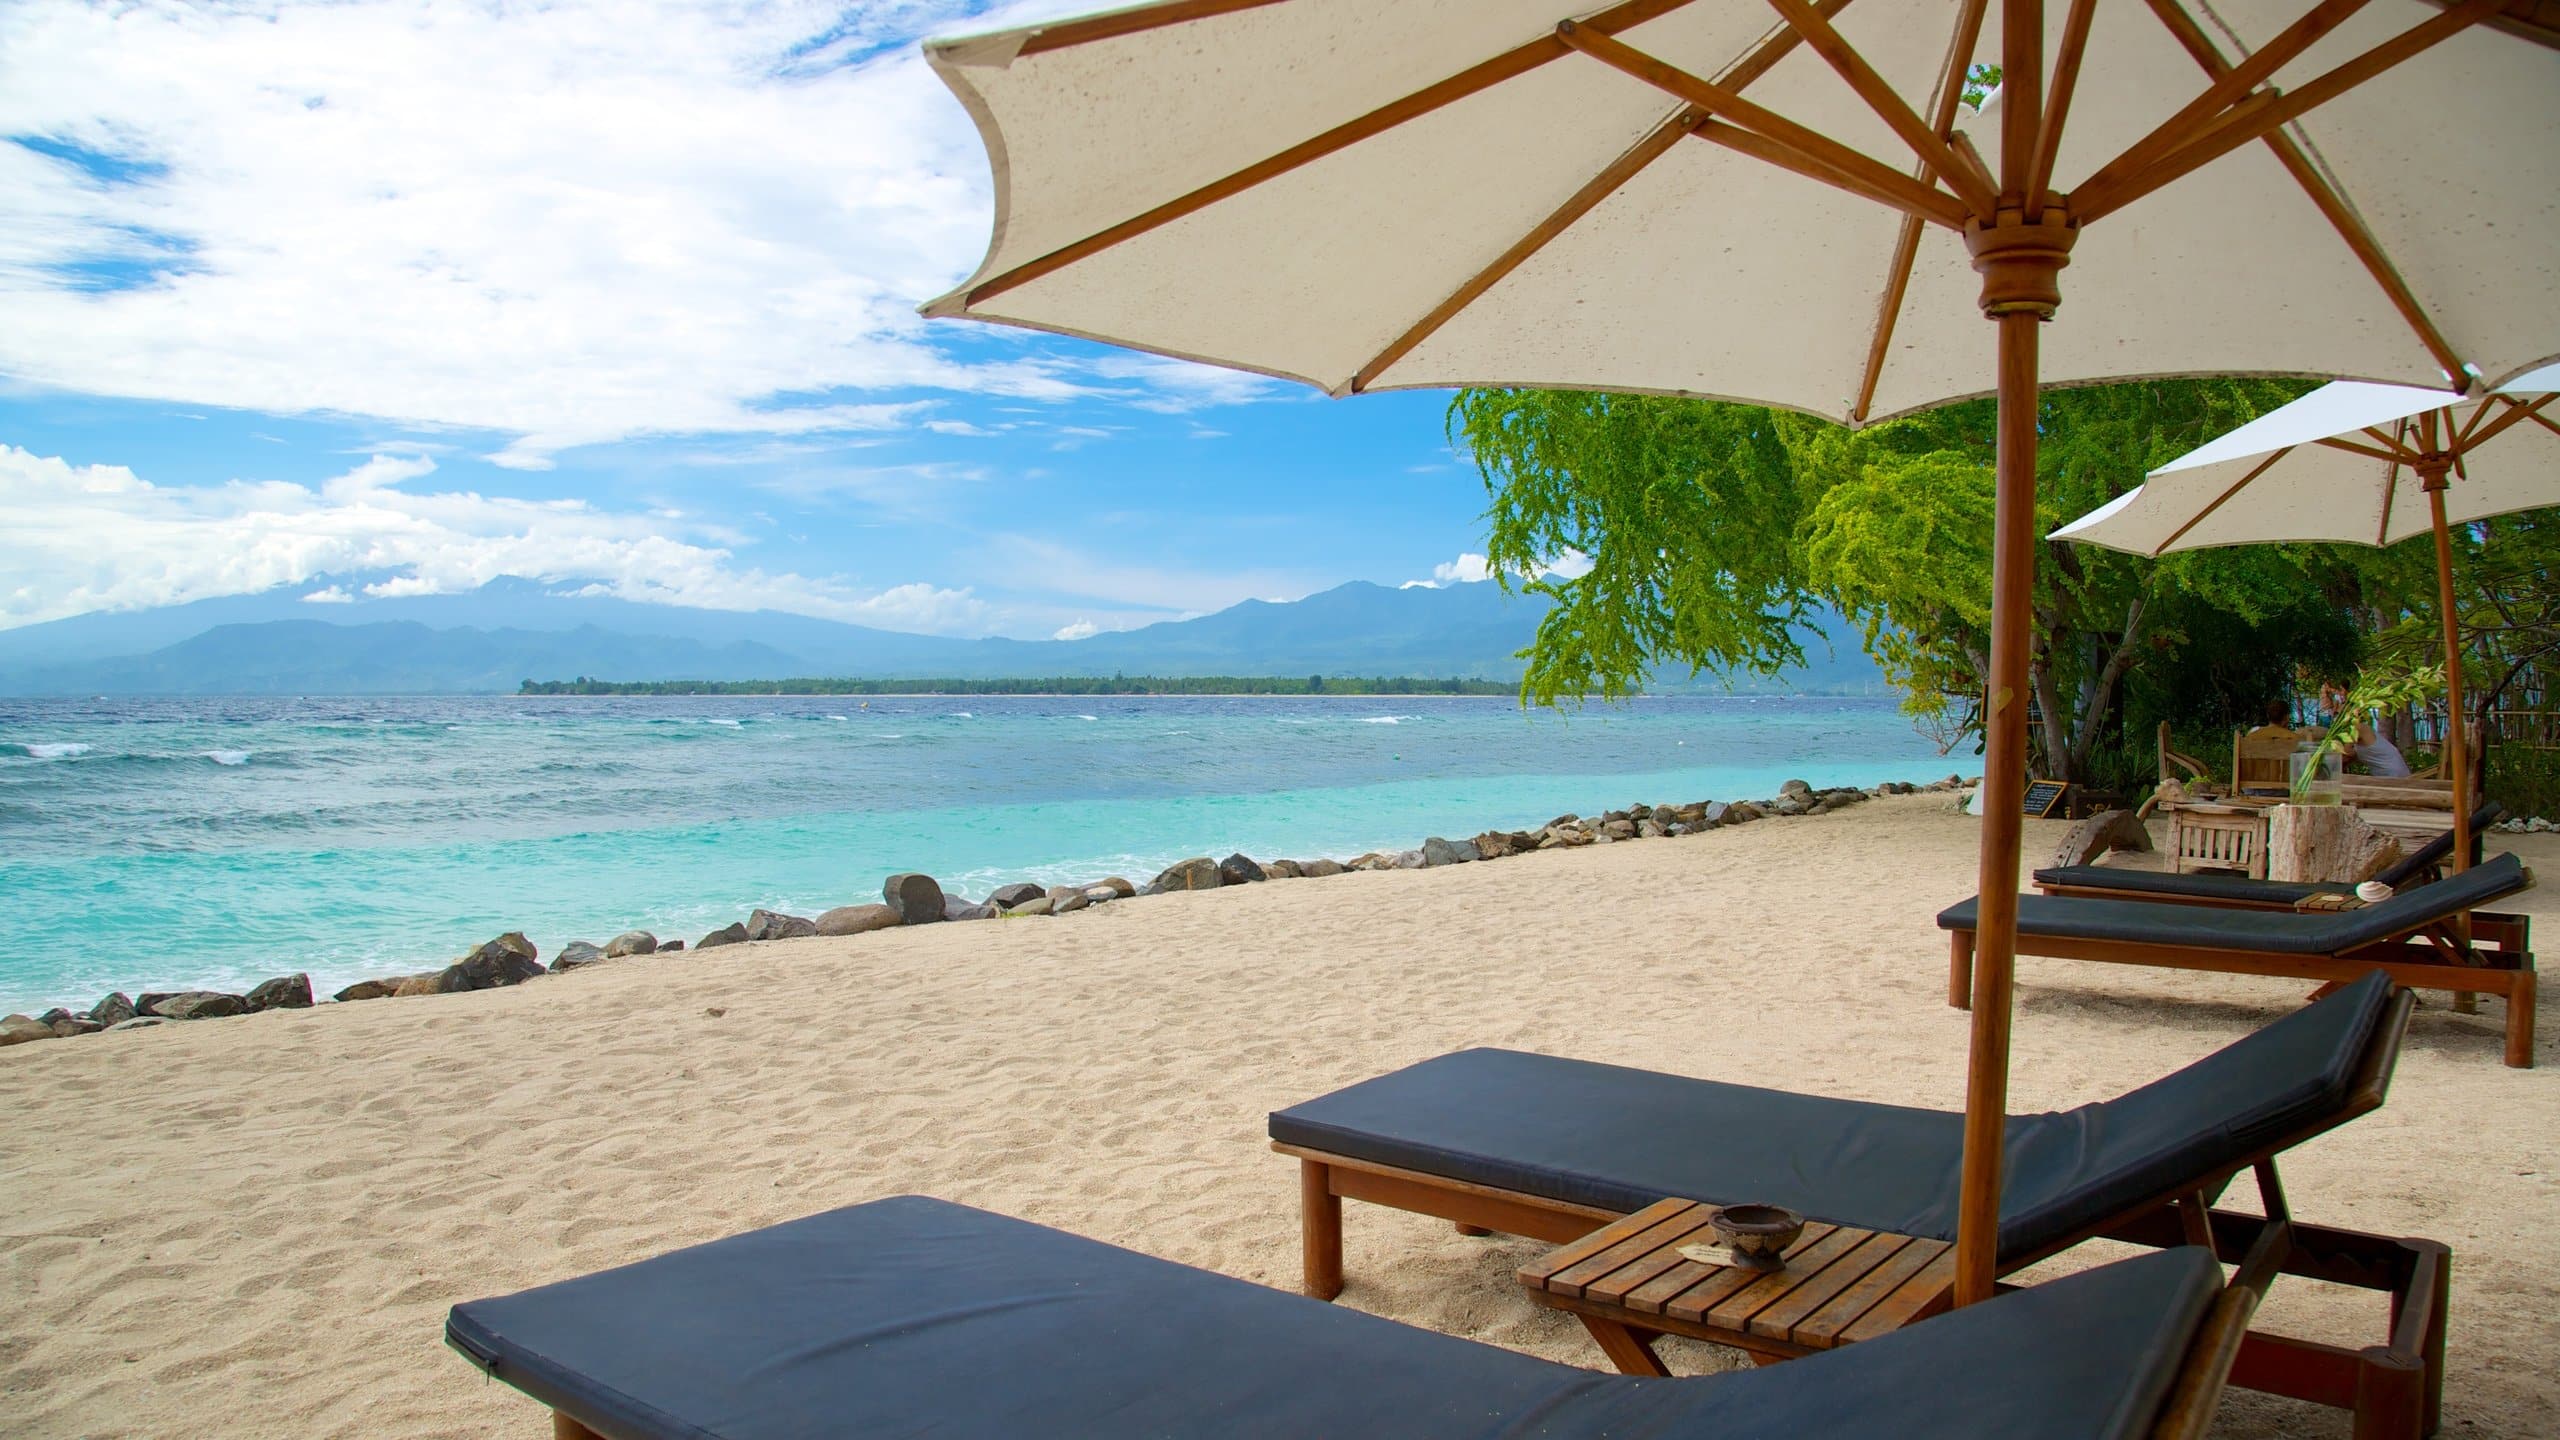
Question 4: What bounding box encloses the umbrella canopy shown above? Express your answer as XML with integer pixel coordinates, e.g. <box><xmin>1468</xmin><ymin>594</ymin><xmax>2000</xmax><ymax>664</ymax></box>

<box><xmin>918</xmin><ymin>0</ymin><xmax>2560</xmax><ymax>1308</ymax></box>
<box><xmin>2055</xmin><ymin>365</ymin><xmax>2558</xmax><ymax>867</ymax></box>
<box><xmin>2054</xmin><ymin>365</ymin><xmax>2560</xmax><ymax>554</ymax></box>
<box><xmin>923</xmin><ymin>1</ymin><xmax>2559</xmax><ymax>416</ymax></box>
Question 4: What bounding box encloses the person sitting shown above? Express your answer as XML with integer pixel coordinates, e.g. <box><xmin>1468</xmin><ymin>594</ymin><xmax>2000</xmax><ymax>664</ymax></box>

<box><xmin>2320</xmin><ymin>684</ymin><xmax>2412</xmax><ymax>777</ymax></box>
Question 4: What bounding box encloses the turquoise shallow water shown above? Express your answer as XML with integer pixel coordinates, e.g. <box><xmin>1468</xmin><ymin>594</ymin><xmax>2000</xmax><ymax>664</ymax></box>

<box><xmin>0</xmin><ymin>694</ymin><xmax>1958</xmax><ymax>1012</ymax></box>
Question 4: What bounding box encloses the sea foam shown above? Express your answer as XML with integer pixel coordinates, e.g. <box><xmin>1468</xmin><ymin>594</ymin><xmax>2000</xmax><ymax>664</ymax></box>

<box><xmin>20</xmin><ymin>742</ymin><xmax>93</xmax><ymax>759</ymax></box>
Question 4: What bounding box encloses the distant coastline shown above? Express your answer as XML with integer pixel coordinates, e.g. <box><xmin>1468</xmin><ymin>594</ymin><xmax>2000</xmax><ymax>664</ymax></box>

<box><xmin>518</xmin><ymin>675</ymin><xmax>1521</xmax><ymax>697</ymax></box>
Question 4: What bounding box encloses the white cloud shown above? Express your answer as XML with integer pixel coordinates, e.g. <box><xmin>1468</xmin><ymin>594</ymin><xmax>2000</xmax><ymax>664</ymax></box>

<box><xmin>0</xmin><ymin>444</ymin><xmax>990</xmax><ymax>634</ymax></box>
<box><xmin>1408</xmin><ymin>549</ymin><xmax>1593</xmax><ymax>589</ymax></box>
<box><xmin>1051</xmin><ymin>620</ymin><xmax>1098</xmax><ymax>641</ymax></box>
<box><xmin>299</xmin><ymin>584</ymin><xmax>353</xmax><ymax>603</ymax></box>
<box><xmin>0</xmin><ymin>0</ymin><xmax>1260</xmax><ymax>466</ymax></box>
<box><xmin>1432</xmin><ymin>553</ymin><xmax>1494</xmax><ymax>586</ymax></box>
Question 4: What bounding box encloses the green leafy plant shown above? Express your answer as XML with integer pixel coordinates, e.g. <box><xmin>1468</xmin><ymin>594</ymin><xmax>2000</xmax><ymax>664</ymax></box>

<box><xmin>2293</xmin><ymin>662</ymin><xmax>2444</xmax><ymax>800</ymax></box>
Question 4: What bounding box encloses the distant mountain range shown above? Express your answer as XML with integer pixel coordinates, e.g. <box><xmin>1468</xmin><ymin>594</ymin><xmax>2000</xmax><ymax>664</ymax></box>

<box><xmin>0</xmin><ymin>574</ymin><xmax>1889</xmax><ymax>695</ymax></box>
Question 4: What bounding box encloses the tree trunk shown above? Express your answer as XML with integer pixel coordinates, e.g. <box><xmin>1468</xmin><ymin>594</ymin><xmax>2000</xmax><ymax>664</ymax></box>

<box><xmin>2265</xmin><ymin>805</ymin><xmax>2403</xmax><ymax>885</ymax></box>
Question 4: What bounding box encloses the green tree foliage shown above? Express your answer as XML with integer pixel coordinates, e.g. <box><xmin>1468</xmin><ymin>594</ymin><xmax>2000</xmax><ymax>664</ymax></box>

<box><xmin>1447</xmin><ymin>377</ymin><xmax>2450</xmax><ymax>789</ymax></box>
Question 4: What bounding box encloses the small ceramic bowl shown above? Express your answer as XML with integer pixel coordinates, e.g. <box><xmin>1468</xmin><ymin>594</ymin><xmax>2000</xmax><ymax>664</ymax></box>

<box><xmin>1710</xmin><ymin>1203</ymin><xmax>1805</xmax><ymax>1271</ymax></box>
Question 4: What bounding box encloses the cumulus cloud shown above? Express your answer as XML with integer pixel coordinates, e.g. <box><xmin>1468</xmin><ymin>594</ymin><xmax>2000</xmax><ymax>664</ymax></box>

<box><xmin>1409</xmin><ymin>549</ymin><xmax>1593</xmax><ymax>589</ymax></box>
<box><xmin>0</xmin><ymin>0</ymin><xmax>1257</xmax><ymax>466</ymax></box>
<box><xmin>0</xmin><ymin>444</ymin><xmax>989</xmax><ymax>633</ymax></box>
<box><xmin>1051</xmin><ymin>620</ymin><xmax>1098</xmax><ymax>641</ymax></box>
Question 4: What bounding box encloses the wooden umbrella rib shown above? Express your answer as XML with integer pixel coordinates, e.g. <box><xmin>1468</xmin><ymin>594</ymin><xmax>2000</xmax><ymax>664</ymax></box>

<box><xmin>1688</xmin><ymin>120</ymin><xmax>1968</xmax><ymax>229</ymax></box>
<box><xmin>2145</xmin><ymin>0</ymin><xmax>2467</xmax><ymax>381</ymax></box>
<box><xmin>1760</xmin><ymin>0</ymin><xmax>2000</xmax><ymax>214</ymax></box>
<box><xmin>1559</xmin><ymin>23</ymin><xmax>1969</xmax><ymax>230</ymax></box>
<box><xmin>2316</xmin><ymin>435</ymin><xmax>2414</xmax><ymax>463</ymax></box>
<box><xmin>2076</xmin><ymin>0</ymin><xmax>2372</xmax><ymax>204</ymax></box>
<box><xmin>1854</xmin><ymin>0</ymin><xmax>1989</xmax><ymax>422</ymax></box>
<box><xmin>2463</xmin><ymin>390</ymin><xmax>2559</xmax><ymax>448</ymax></box>
<box><xmin>1348</xmin><ymin>109</ymin><xmax>1703</xmax><ymax>393</ymax></box>
<box><xmin>2077</xmin><ymin>0</ymin><xmax>2503</xmax><ymax>224</ymax></box>
<box><xmin>961</xmin><ymin>0</ymin><xmax>1703</xmax><ymax>308</ymax></box>
<box><xmin>2155</xmin><ymin>447</ymin><xmax>2296</xmax><ymax>553</ymax></box>
<box><xmin>2024</xmin><ymin>0</ymin><xmax>2102</xmax><ymax>218</ymax></box>
<box><xmin>1348</xmin><ymin>0</ymin><xmax>1863</xmax><ymax>394</ymax></box>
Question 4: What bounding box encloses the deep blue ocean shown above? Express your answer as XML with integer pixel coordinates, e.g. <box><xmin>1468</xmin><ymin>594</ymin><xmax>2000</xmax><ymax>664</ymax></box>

<box><xmin>0</xmin><ymin>694</ymin><xmax>1957</xmax><ymax>1012</ymax></box>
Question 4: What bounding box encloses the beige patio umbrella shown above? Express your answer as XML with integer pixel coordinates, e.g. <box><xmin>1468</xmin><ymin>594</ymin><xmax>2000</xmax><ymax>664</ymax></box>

<box><xmin>918</xmin><ymin>0</ymin><xmax>2560</xmax><ymax>1307</ymax></box>
<box><xmin>2056</xmin><ymin>364</ymin><xmax>2560</xmax><ymax>865</ymax></box>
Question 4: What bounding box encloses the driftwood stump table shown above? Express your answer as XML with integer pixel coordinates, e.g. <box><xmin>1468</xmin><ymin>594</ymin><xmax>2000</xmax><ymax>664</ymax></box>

<box><xmin>1517</xmin><ymin>1198</ymin><xmax>1956</xmax><ymax>1375</ymax></box>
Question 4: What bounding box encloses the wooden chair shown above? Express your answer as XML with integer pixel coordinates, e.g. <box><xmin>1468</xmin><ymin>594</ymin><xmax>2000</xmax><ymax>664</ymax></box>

<box><xmin>2231</xmin><ymin>724</ymin><xmax>2308</xmax><ymax>797</ymax></box>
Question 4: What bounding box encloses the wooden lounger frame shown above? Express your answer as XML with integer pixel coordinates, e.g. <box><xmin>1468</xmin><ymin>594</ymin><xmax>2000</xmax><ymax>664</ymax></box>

<box><xmin>1948</xmin><ymin>897</ymin><xmax>2535</xmax><ymax>1068</ymax></box>
<box><xmin>1278</xmin><ymin>992</ymin><xmax>2451</xmax><ymax>1440</ymax></box>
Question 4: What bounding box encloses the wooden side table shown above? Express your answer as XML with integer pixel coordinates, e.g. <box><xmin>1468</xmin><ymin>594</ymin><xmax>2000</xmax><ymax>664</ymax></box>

<box><xmin>1517</xmin><ymin>1198</ymin><xmax>1955</xmax><ymax>1375</ymax></box>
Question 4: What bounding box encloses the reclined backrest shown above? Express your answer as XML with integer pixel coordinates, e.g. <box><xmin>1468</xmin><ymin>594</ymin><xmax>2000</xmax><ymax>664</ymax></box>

<box><xmin>2375</xmin><ymin>801</ymin><xmax>2504</xmax><ymax>887</ymax></box>
<box><xmin>2320</xmin><ymin>852</ymin><xmax>2527</xmax><ymax>950</ymax></box>
<box><xmin>1995</xmin><ymin>972</ymin><xmax>2396</xmax><ymax>1257</ymax></box>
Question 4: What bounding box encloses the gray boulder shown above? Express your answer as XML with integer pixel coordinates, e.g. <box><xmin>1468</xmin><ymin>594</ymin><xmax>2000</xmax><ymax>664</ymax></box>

<box><xmin>746</xmin><ymin>909</ymin><xmax>817</xmax><ymax>941</ymax></box>
<box><xmin>1471</xmin><ymin>831</ymin><xmax>1516</xmax><ymax>860</ymax></box>
<box><xmin>107</xmin><ymin>1016</ymin><xmax>169</xmax><ymax>1031</ymax></box>
<box><xmin>394</xmin><ymin>970</ymin><xmax>463</xmax><ymax>998</ymax></box>
<box><xmin>1419</xmin><ymin>836</ymin><xmax>1478</xmax><ymax>867</ymax></box>
<box><xmin>245</xmin><ymin>974</ymin><xmax>314</xmax><ymax>1011</ymax></box>
<box><xmin>50</xmin><ymin>1015</ymin><xmax>103</xmax><ymax>1037</ymax></box>
<box><xmin>1726</xmin><ymin>802</ymin><xmax>1764</xmax><ymax>823</ymax></box>
<box><xmin>945</xmin><ymin>899</ymin><xmax>999</xmax><ymax>921</ymax></box>
<box><xmin>551</xmin><ymin>942</ymin><xmax>609</xmax><ymax>972</ymax></box>
<box><xmin>1080</xmin><ymin>886</ymin><xmax>1120</xmax><ymax>905</ymax></box>
<box><xmin>1702</xmin><ymin>801</ymin><xmax>1732</xmax><ymax>826</ymax></box>
<box><xmin>1779</xmin><ymin>778</ymin><xmax>1814</xmax><ymax>800</ymax></box>
<box><xmin>1153</xmin><ymin>857</ymin><xmax>1222</xmax><ymax>892</ymax></box>
<box><xmin>158</xmin><ymin>991</ymin><xmax>248</xmax><ymax>1021</ymax></box>
<box><xmin>884</xmin><ymin>873</ymin><xmax>946</xmax><ymax>925</ymax></box>
<box><xmin>1094</xmin><ymin>876</ymin><xmax>1137</xmax><ymax>898</ymax></box>
<box><xmin>1392</xmin><ymin>849</ymin><xmax>1427</xmax><ymax>869</ymax></box>
<box><xmin>604</xmin><ymin>930</ymin><xmax>658</xmax><ymax>958</ymax></box>
<box><xmin>1002</xmin><ymin>896</ymin><xmax>1054</xmax><ymax>917</ymax></box>
<box><xmin>1</xmin><ymin>1014</ymin><xmax>55</xmax><ymax>1046</ymax></box>
<box><xmin>452</xmin><ymin>932</ymin><xmax>544</xmax><ymax>989</ymax></box>
<box><xmin>659</xmin><ymin>939</ymin><xmax>686</xmax><ymax>952</ymax></box>
<box><xmin>1637</xmin><ymin>819</ymin><xmax>1668</xmax><ymax>839</ymax></box>
<box><xmin>1050</xmin><ymin>889</ymin><xmax>1091</xmax><ymax>915</ymax></box>
<box><xmin>1300</xmin><ymin>858</ymin><xmax>1346</xmax><ymax>878</ymax></box>
<box><xmin>88</xmin><ymin>992</ymin><xmax>137</xmax><ymax>1027</ymax></box>
<box><xmin>987</xmin><ymin>882</ymin><xmax>1047</xmax><ymax>910</ymax></box>
<box><xmin>136</xmin><ymin>992</ymin><xmax>179</xmax><ymax>1017</ymax></box>
<box><xmin>1218</xmin><ymin>853</ymin><xmax>1268</xmax><ymax>885</ymax></box>
<box><xmin>1264</xmin><ymin>859</ymin><xmax>1304</xmax><ymax>879</ymax></box>
<box><xmin>333</xmin><ymin>978</ymin><xmax>401</xmax><ymax>1002</ymax></box>
<box><xmin>815</xmin><ymin>904</ymin><xmax>901</xmax><ymax>937</ymax></box>
<box><xmin>1602</xmin><ymin>819</ymin><xmax>1637</xmax><ymax>840</ymax></box>
<box><xmin>696</xmin><ymin>922</ymin><xmax>750</xmax><ymax>950</ymax></box>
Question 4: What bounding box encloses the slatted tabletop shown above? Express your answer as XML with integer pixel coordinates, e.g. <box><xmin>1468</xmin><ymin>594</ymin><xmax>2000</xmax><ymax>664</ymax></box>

<box><xmin>1518</xmin><ymin>1198</ymin><xmax>1956</xmax><ymax>1360</ymax></box>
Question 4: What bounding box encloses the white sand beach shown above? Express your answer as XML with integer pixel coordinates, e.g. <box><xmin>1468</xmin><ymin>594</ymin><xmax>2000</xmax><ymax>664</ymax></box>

<box><xmin>2</xmin><ymin>795</ymin><xmax>2552</xmax><ymax>1437</ymax></box>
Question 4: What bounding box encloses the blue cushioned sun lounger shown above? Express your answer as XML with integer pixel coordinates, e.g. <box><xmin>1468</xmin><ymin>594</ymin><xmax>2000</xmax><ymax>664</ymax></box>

<box><xmin>1942</xmin><ymin>852</ymin><xmax>2535</xmax><ymax>1067</ymax></box>
<box><xmin>449</xmin><ymin>1196</ymin><xmax>2239</xmax><ymax>1440</ymax></box>
<box><xmin>1271</xmin><ymin>975</ymin><xmax>2449</xmax><ymax>1436</ymax></box>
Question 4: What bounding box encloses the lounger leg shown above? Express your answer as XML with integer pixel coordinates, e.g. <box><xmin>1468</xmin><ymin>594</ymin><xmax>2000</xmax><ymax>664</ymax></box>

<box><xmin>1454</xmin><ymin>1222</ymin><xmax>1493</xmax><ymax>1236</ymax></box>
<box><xmin>1579</xmin><ymin>1317</ymin><xmax>1672</xmax><ymax>1378</ymax></box>
<box><xmin>2506</xmin><ymin>969</ymin><xmax>2536</xmax><ymax>1070</ymax></box>
<box><xmin>2422</xmin><ymin>1246</ymin><xmax>2450</xmax><ymax>1437</ymax></box>
<box><xmin>553</xmin><ymin>1414</ymin><xmax>605</xmax><ymax>1440</ymax></box>
<box><xmin>2352</xmin><ymin>1348</ymin><xmax>2425</xmax><ymax>1440</ymax></box>
<box><xmin>1948</xmin><ymin>932</ymin><xmax>1975</xmax><ymax>1010</ymax></box>
<box><xmin>1301</xmin><ymin>1158</ymin><xmax>1343</xmax><ymax>1300</ymax></box>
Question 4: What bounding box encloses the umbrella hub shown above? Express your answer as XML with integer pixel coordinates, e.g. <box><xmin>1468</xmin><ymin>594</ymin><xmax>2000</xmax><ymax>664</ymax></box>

<box><xmin>1966</xmin><ymin>208</ymin><xmax>2077</xmax><ymax>321</ymax></box>
<box><xmin>2413</xmin><ymin>452</ymin><xmax>2455</xmax><ymax>492</ymax></box>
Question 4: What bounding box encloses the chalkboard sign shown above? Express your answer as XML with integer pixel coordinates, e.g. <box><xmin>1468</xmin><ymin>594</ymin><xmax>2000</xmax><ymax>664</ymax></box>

<box><xmin>2022</xmin><ymin>779</ymin><xmax>2069</xmax><ymax>818</ymax></box>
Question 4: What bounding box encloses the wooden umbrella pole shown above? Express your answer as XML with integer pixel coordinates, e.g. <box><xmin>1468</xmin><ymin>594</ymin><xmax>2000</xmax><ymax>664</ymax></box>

<box><xmin>2422</xmin><ymin>464</ymin><xmax>2474</xmax><ymax>870</ymax></box>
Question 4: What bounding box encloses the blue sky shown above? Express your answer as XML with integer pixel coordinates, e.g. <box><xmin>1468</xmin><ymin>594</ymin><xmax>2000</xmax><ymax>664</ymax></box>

<box><xmin>0</xmin><ymin>0</ymin><xmax>1514</xmax><ymax>640</ymax></box>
